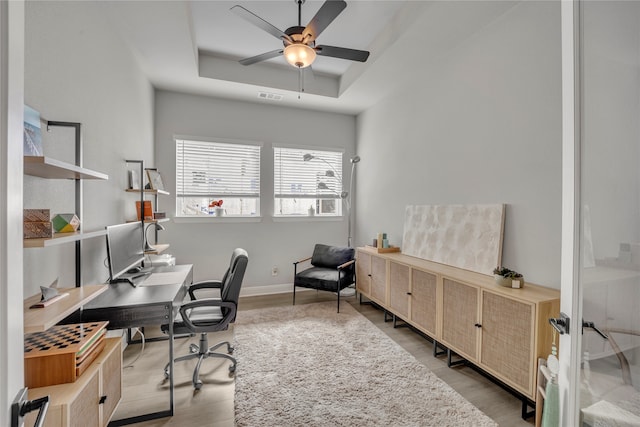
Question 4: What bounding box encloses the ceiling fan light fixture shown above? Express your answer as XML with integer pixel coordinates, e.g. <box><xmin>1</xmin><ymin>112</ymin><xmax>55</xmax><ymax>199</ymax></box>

<box><xmin>284</xmin><ymin>43</ymin><xmax>316</xmax><ymax>68</ymax></box>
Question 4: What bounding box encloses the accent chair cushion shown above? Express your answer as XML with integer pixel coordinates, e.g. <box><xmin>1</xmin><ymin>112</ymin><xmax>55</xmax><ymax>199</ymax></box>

<box><xmin>310</xmin><ymin>244</ymin><xmax>355</xmax><ymax>269</ymax></box>
<box><xmin>294</xmin><ymin>267</ymin><xmax>354</xmax><ymax>292</ymax></box>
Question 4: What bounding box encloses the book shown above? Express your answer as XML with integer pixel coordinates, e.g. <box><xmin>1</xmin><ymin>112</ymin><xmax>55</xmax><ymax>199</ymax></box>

<box><xmin>135</xmin><ymin>200</ymin><xmax>153</xmax><ymax>220</ymax></box>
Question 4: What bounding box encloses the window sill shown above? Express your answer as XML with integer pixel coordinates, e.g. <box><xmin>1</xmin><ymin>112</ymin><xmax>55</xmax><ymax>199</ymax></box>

<box><xmin>272</xmin><ymin>216</ymin><xmax>343</xmax><ymax>222</ymax></box>
<box><xmin>173</xmin><ymin>216</ymin><xmax>263</xmax><ymax>224</ymax></box>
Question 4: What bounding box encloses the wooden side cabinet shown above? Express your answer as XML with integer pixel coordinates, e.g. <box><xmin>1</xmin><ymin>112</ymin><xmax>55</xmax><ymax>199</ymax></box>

<box><xmin>26</xmin><ymin>338</ymin><xmax>122</xmax><ymax>427</ymax></box>
<box><xmin>355</xmin><ymin>246</ymin><xmax>560</xmax><ymax>403</ymax></box>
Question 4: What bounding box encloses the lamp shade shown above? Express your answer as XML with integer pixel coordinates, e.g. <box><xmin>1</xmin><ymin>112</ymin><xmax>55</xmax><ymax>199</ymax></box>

<box><xmin>284</xmin><ymin>43</ymin><xmax>316</xmax><ymax>68</ymax></box>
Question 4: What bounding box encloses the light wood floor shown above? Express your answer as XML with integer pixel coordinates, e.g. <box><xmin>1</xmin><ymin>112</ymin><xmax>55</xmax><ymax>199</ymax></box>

<box><xmin>119</xmin><ymin>291</ymin><xmax>534</xmax><ymax>426</ymax></box>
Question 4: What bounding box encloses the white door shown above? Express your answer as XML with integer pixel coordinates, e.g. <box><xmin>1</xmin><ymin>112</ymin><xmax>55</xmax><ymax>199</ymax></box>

<box><xmin>0</xmin><ymin>0</ymin><xmax>25</xmax><ymax>425</ymax></box>
<box><xmin>560</xmin><ymin>1</ymin><xmax>640</xmax><ymax>425</ymax></box>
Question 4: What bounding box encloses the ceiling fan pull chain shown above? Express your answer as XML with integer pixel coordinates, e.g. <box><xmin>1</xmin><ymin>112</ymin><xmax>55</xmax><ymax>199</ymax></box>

<box><xmin>298</xmin><ymin>68</ymin><xmax>302</xmax><ymax>99</ymax></box>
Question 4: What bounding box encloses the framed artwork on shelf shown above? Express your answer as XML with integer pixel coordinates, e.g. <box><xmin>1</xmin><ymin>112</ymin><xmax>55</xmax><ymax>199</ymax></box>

<box><xmin>146</xmin><ymin>169</ymin><xmax>165</xmax><ymax>191</ymax></box>
<box><xmin>128</xmin><ymin>169</ymin><xmax>140</xmax><ymax>190</ymax></box>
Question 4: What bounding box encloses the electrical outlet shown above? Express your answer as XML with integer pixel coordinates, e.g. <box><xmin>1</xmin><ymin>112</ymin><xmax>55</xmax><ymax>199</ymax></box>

<box><xmin>271</xmin><ymin>266</ymin><xmax>278</xmax><ymax>276</ymax></box>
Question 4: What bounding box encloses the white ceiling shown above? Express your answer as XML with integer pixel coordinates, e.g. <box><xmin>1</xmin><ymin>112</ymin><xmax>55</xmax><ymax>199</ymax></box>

<box><xmin>101</xmin><ymin>1</ymin><xmax>518</xmax><ymax>115</ymax></box>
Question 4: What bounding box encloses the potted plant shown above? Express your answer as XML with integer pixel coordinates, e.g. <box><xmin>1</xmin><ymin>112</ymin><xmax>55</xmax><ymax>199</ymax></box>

<box><xmin>493</xmin><ymin>266</ymin><xmax>524</xmax><ymax>288</ymax></box>
<box><xmin>208</xmin><ymin>199</ymin><xmax>224</xmax><ymax>216</ymax></box>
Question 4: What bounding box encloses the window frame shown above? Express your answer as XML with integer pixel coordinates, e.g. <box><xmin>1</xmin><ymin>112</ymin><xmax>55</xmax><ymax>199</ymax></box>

<box><xmin>273</xmin><ymin>145</ymin><xmax>345</xmax><ymax>218</ymax></box>
<box><xmin>175</xmin><ymin>136</ymin><xmax>262</xmax><ymax>218</ymax></box>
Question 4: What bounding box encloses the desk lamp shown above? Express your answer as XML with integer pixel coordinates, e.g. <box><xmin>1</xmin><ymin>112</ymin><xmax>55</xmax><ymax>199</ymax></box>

<box><xmin>144</xmin><ymin>222</ymin><xmax>165</xmax><ymax>252</ymax></box>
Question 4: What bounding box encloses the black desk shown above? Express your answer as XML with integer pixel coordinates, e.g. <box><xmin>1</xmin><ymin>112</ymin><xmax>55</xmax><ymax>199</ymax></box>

<box><xmin>81</xmin><ymin>264</ymin><xmax>193</xmax><ymax>426</ymax></box>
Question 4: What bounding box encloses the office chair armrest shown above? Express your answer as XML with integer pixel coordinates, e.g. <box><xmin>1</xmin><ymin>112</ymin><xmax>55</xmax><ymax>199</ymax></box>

<box><xmin>188</xmin><ymin>280</ymin><xmax>223</xmax><ymax>300</ymax></box>
<box><xmin>337</xmin><ymin>259</ymin><xmax>355</xmax><ymax>270</ymax></box>
<box><xmin>293</xmin><ymin>256</ymin><xmax>312</xmax><ymax>266</ymax></box>
<box><xmin>179</xmin><ymin>299</ymin><xmax>237</xmax><ymax>333</ymax></box>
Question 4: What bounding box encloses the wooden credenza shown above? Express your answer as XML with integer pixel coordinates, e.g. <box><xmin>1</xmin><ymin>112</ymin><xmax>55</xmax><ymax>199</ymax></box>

<box><xmin>356</xmin><ymin>247</ymin><xmax>560</xmax><ymax>402</ymax></box>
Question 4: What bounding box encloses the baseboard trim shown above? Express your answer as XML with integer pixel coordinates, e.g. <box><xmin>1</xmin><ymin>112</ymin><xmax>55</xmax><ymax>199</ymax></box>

<box><xmin>240</xmin><ymin>284</ymin><xmax>355</xmax><ymax>298</ymax></box>
<box><xmin>240</xmin><ymin>283</ymin><xmax>295</xmax><ymax>297</ymax></box>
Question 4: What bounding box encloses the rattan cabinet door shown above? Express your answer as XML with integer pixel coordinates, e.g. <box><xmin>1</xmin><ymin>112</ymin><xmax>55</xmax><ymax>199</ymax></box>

<box><xmin>370</xmin><ymin>255</ymin><xmax>387</xmax><ymax>304</ymax></box>
<box><xmin>389</xmin><ymin>262</ymin><xmax>410</xmax><ymax>320</ymax></box>
<box><xmin>441</xmin><ymin>278</ymin><xmax>479</xmax><ymax>361</ymax></box>
<box><xmin>69</xmin><ymin>371</ymin><xmax>100</xmax><ymax>427</ymax></box>
<box><xmin>480</xmin><ymin>291</ymin><xmax>534</xmax><ymax>396</ymax></box>
<box><xmin>355</xmin><ymin>251</ymin><xmax>371</xmax><ymax>296</ymax></box>
<box><xmin>410</xmin><ymin>269</ymin><xmax>437</xmax><ymax>337</ymax></box>
<box><xmin>100</xmin><ymin>339</ymin><xmax>122</xmax><ymax>426</ymax></box>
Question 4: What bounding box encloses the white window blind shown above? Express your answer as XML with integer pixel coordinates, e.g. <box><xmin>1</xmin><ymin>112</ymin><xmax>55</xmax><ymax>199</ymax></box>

<box><xmin>176</xmin><ymin>139</ymin><xmax>260</xmax><ymax>216</ymax></box>
<box><xmin>274</xmin><ymin>147</ymin><xmax>343</xmax><ymax>216</ymax></box>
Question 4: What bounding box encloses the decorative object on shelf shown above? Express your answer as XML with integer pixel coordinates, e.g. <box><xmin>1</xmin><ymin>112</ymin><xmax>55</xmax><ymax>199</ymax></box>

<box><xmin>144</xmin><ymin>222</ymin><xmax>166</xmax><ymax>252</ymax></box>
<box><xmin>365</xmin><ymin>245</ymin><xmax>400</xmax><ymax>254</ymax></box>
<box><xmin>493</xmin><ymin>266</ymin><xmax>524</xmax><ymax>288</ymax></box>
<box><xmin>29</xmin><ymin>278</ymin><xmax>69</xmax><ymax>309</ymax></box>
<box><xmin>23</xmin><ymin>208</ymin><xmax>52</xmax><ymax>239</ymax></box>
<box><xmin>135</xmin><ymin>200</ymin><xmax>153</xmax><ymax>221</ymax></box>
<box><xmin>24</xmin><ymin>321</ymin><xmax>108</xmax><ymax>388</ymax></box>
<box><xmin>52</xmin><ymin>213</ymin><xmax>80</xmax><ymax>233</ymax></box>
<box><xmin>23</xmin><ymin>105</ymin><xmax>43</xmax><ymax>156</ymax></box>
<box><xmin>24</xmin><ymin>208</ymin><xmax>49</xmax><ymax>222</ymax></box>
<box><xmin>146</xmin><ymin>168</ymin><xmax>165</xmax><ymax>191</ymax></box>
<box><xmin>308</xmin><ymin>205</ymin><xmax>315</xmax><ymax>216</ymax></box>
<box><xmin>209</xmin><ymin>199</ymin><xmax>224</xmax><ymax>216</ymax></box>
<box><xmin>153</xmin><ymin>211</ymin><xmax>166</xmax><ymax>220</ymax></box>
<box><xmin>128</xmin><ymin>169</ymin><xmax>140</xmax><ymax>190</ymax></box>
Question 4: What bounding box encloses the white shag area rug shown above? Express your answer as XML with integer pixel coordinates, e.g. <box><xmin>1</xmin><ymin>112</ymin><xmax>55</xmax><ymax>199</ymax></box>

<box><xmin>233</xmin><ymin>301</ymin><xmax>497</xmax><ymax>427</ymax></box>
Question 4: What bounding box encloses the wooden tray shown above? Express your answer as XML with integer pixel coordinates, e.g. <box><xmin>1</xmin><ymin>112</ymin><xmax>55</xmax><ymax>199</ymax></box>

<box><xmin>365</xmin><ymin>245</ymin><xmax>401</xmax><ymax>254</ymax></box>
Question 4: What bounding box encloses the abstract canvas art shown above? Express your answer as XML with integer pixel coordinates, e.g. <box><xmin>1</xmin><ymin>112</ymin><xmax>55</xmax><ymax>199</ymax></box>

<box><xmin>401</xmin><ymin>204</ymin><xmax>505</xmax><ymax>274</ymax></box>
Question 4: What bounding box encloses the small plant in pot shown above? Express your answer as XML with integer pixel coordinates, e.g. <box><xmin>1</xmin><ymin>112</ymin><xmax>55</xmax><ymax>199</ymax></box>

<box><xmin>493</xmin><ymin>266</ymin><xmax>524</xmax><ymax>288</ymax></box>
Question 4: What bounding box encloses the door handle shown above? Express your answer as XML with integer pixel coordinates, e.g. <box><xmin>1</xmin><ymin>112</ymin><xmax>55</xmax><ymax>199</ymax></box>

<box><xmin>582</xmin><ymin>320</ymin><xmax>608</xmax><ymax>340</ymax></box>
<box><xmin>549</xmin><ymin>312</ymin><xmax>570</xmax><ymax>334</ymax></box>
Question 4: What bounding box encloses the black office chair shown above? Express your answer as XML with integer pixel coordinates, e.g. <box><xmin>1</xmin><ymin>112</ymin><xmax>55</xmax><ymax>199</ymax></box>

<box><xmin>293</xmin><ymin>244</ymin><xmax>355</xmax><ymax>312</ymax></box>
<box><xmin>162</xmin><ymin>248</ymin><xmax>248</xmax><ymax>390</ymax></box>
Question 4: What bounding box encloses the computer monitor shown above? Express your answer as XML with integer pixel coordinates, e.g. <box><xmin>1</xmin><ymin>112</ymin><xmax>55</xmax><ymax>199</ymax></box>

<box><xmin>105</xmin><ymin>221</ymin><xmax>145</xmax><ymax>282</ymax></box>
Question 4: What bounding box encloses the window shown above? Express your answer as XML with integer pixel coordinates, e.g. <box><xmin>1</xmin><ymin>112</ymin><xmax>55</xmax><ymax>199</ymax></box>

<box><xmin>176</xmin><ymin>139</ymin><xmax>260</xmax><ymax>217</ymax></box>
<box><xmin>274</xmin><ymin>147</ymin><xmax>343</xmax><ymax>217</ymax></box>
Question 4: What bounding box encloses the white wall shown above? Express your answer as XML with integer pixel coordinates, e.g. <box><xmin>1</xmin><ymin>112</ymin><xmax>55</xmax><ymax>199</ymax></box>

<box><xmin>154</xmin><ymin>90</ymin><xmax>356</xmax><ymax>291</ymax></box>
<box><xmin>23</xmin><ymin>1</ymin><xmax>154</xmax><ymax>296</ymax></box>
<box><xmin>355</xmin><ymin>1</ymin><xmax>562</xmax><ymax>288</ymax></box>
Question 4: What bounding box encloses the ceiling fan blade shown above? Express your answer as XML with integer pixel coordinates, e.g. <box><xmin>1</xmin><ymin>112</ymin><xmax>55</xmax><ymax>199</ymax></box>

<box><xmin>231</xmin><ymin>5</ymin><xmax>292</xmax><ymax>43</ymax></box>
<box><xmin>315</xmin><ymin>45</ymin><xmax>370</xmax><ymax>62</ymax></box>
<box><xmin>239</xmin><ymin>49</ymin><xmax>283</xmax><ymax>66</ymax></box>
<box><xmin>302</xmin><ymin>0</ymin><xmax>347</xmax><ymax>43</ymax></box>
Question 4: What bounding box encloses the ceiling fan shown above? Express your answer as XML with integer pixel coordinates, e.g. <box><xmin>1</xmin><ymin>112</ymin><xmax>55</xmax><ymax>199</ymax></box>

<box><xmin>231</xmin><ymin>0</ymin><xmax>370</xmax><ymax>70</ymax></box>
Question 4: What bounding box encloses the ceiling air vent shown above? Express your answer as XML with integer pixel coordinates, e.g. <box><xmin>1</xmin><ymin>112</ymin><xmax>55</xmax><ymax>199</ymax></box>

<box><xmin>258</xmin><ymin>91</ymin><xmax>283</xmax><ymax>101</ymax></box>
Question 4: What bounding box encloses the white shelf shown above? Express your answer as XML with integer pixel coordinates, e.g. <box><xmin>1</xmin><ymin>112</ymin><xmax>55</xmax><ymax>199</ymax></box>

<box><xmin>23</xmin><ymin>284</ymin><xmax>108</xmax><ymax>333</ymax></box>
<box><xmin>125</xmin><ymin>188</ymin><xmax>170</xmax><ymax>196</ymax></box>
<box><xmin>24</xmin><ymin>156</ymin><xmax>108</xmax><ymax>180</ymax></box>
<box><xmin>24</xmin><ymin>229</ymin><xmax>107</xmax><ymax>248</ymax></box>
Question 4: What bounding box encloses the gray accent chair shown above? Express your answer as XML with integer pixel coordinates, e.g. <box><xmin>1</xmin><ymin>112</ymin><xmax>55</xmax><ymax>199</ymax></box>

<box><xmin>162</xmin><ymin>248</ymin><xmax>248</xmax><ymax>390</ymax></box>
<box><xmin>293</xmin><ymin>244</ymin><xmax>355</xmax><ymax>312</ymax></box>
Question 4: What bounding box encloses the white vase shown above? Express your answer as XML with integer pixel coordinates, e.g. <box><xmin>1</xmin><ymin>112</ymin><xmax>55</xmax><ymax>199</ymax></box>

<box><xmin>215</xmin><ymin>207</ymin><xmax>225</xmax><ymax>217</ymax></box>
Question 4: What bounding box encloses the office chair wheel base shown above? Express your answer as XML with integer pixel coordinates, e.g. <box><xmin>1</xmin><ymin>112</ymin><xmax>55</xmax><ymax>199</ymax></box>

<box><xmin>194</xmin><ymin>380</ymin><xmax>203</xmax><ymax>390</ymax></box>
<box><xmin>164</xmin><ymin>367</ymin><xmax>170</xmax><ymax>379</ymax></box>
<box><xmin>228</xmin><ymin>346</ymin><xmax>234</xmax><ymax>355</ymax></box>
<box><xmin>189</xmin><ymin>344</ymin><xmax>199</xmax><ymax>354</ymax></box>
